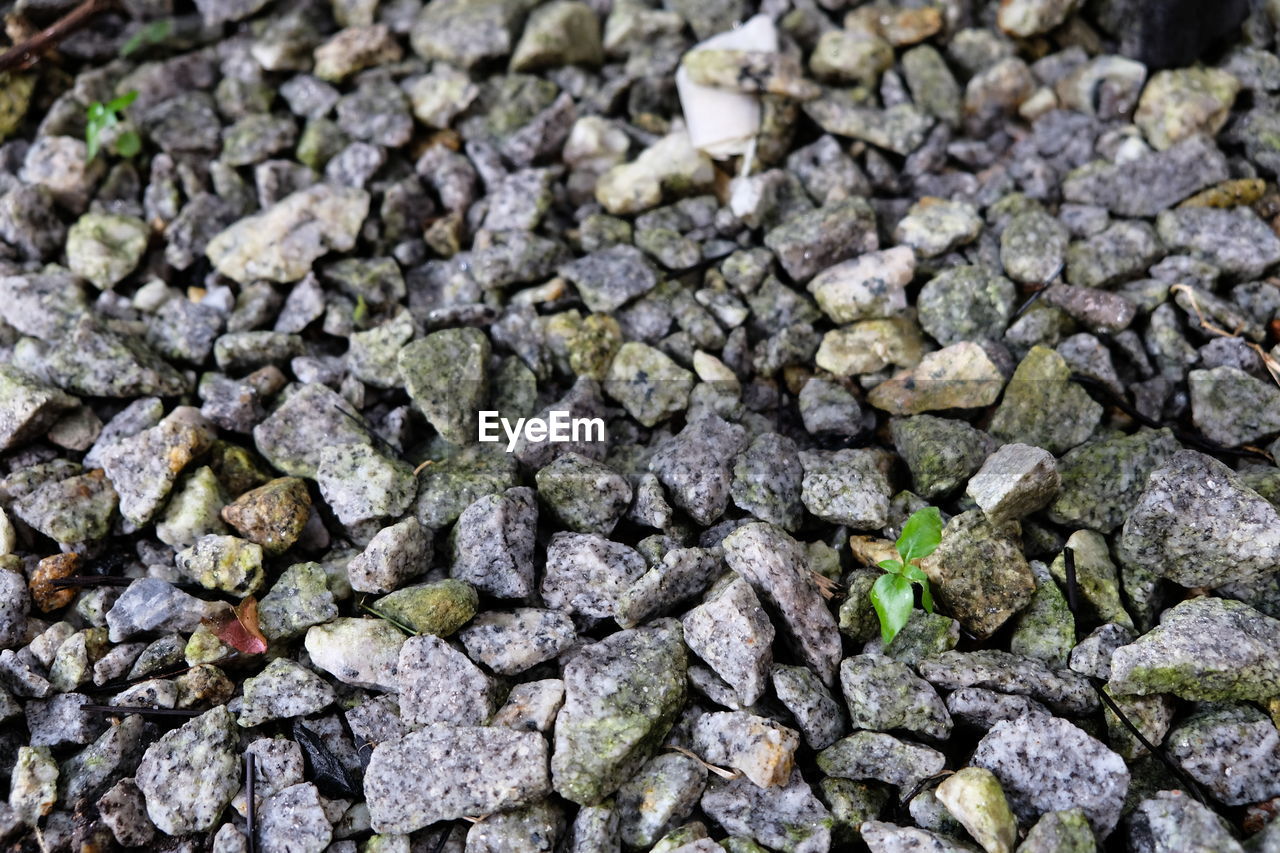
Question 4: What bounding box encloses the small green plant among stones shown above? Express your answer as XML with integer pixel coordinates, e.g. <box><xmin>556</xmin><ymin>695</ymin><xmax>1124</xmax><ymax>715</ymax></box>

<box><xmin>870</xmin><ymin>506</ymin><xmax>942</xmax><ymax>645</ymax></box>
<box><xmin>84</xmin><ymin>90</ymin><xmax>139</xmax><ymax>160</ymax></box>
<box><xmin>120</xmin><ymin>19</ymin><xmax>172</xmax><ymax>58</ymax></box>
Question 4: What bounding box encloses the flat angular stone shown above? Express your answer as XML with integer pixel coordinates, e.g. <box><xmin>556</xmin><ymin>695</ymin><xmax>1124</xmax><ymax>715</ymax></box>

<box><xmin>1155</xmin><ymin>205</ymin><xmax>1280</xmax><ymax>279</ymax></box>
<box><xmin>605</xmin><ymin>342</ymin><xmax>694</xmax><ymax>428</ymax></box>
<box><xmin>561</xmin><ymin>246</ymin><xmax>659</xmax><ymax>313</ymax></box>
<box><xmin>617</xmin><ymin>753</ymin><xmax>707</xmax><ymax>850</ymax></box>
<box><xmin>258</xmin><ymin>562</ymin><xmax>339</xmax><ymax>641</ymax></box>
<box><xmin>373</xmin><ymin>579</ymin><xmax>477</xmax><ymax>638</ymax></box>
<box><xmin>253</xmin><ymin>383</ymin><xmax>373</xmax><ymax>479</ymax></box>
<box><xmin>101</xmin><ymin>406</ymin><xmax>216</xmax><ymax>526</ymax></box>
<box><xmin>971</xmin><ymin>715</ymin><xmax>1128</xmax><ymax>839</ymax></box>
<box><xmin>347</xmin><ymin>517</ymin><xmax>432</xmax><ymax>594</ymax></box>
<box><xmin>106</xmin><ymin>578</ymin><xmax>228</xmax><ymax>643</ymax></box>
<box><xmin>11</xmin><ymin>468</ymin><xmax>118</xmax><ymax>544</ymax></box>
<box><xmin>1047</xmin><ymin>428</ymin><xmax>1180</xmax><ymax>534</ymax></box>
<box><xmin>615</xmin><ymin>546</ymin><xmax>723</xmax><ymax>629</ymax></box>
<box><xmin>97</xmin><ymin>778</ymin><xmax>155</xmax><ymax>848</ymax></box>
<box><xmin>649</xmin><ymin>415</ymin><xmax>747</xmax><ymax>525</ymax></box>
<box><xmin>988</xmin><ymin>347</ymin><xmax>1101</xmax><ymax>455</ymax></box>
<box><xmin>0</xmin><ymin>365</ymin><xmax>78</xmax><ymax>452</ymax></box>
<box><xmin>536</xmin><ymin>453</ymin><xmax>632</xmax><ymax>535</ymax></box>
<box><xmin>25</xmin><ymin>693</ymin><xmax>105</xmax><ymax>747</ymax></box>
<box><xmin>944</xmin><ymin>687</ymin><xmax>1049</xmax><ymax>730</ymax></box>
<box><xmin>722</xmin><ymin>523</ymin><xmax>841</xmax><ymax>685</ymax></box>
<box><xmin>867</xmin><ymin>343</ymin><xmax>1006</xmax><ymax>415</ymax></box>
<box><xmin>918</xmin><ymin>650</ymin><xmax>1096</xmax><ymax>715</ymax></box>
<box><xmin>220</xmin><ymin>477</ymin><xmax>311</xmax><ymax>555</ymax></box>
<box><xmin>1118</xmin><ymin>450</ymin><xmax>1280</xmax><ymax>588</ymax></box>
<box><xmin>1108</xmin><ymin>597</ymin><xmax>1280</xmax><ymax>703</ymax></box>
<box><xmin>817</xmin><ymin>731</ymin><xmax>946</xmax><ymax>793</ymax></box>
<box><xmin>238</xmin><ymin>659</ymin><xmax>335</xmax><ymax>727</ymax></box>
<box><xmin>451</xmin><ymin>487</ymin><xmax>538</xmax><ymax>599</ymax></box>
<box><xmin>860</xmin><ymin>822</ymin><xmax>980</xmax><ymax>852</ymax></box>
<box><xmin>730</xmin><ymin>433</ymin><xmax>804</xmax><ymax>530</ymax></box>
<box><xmin>553</xmin><ymin>620</ymin><xmax>687</xmax><ymax>805</ymax></box>
<box><xmin>807</xmin><ymin>246</ymin><xmax>913</xmax><ymax>323</ymax></box>
<box><xmin>1188</xmin><ymin>366</ymin><xmax>1280</xmax><ymax>448</ymax></box>
<box><xmin>700</xmin><ymin>769</ymin><xmax>832</xmax><ymax>853</ymax></box>
<box><xmin>1062</xmin><ymin>134</ymin><xmax>1229</xmax><ymax>217</ymax></box>
<box><xmin>304</xmin><ymin>618</ymin><xmax>405</xmax><ymax>691</ymax></box>
<box><xmin>1165</xmin><ymin>704</ymin><xmax>1280</xmax><ymax>806</ymax></box>
<box><xmin>397</xmin><ymin>634</ymin><xmax>495</xmax><ymax>727</ymax></box>
<box><xmin>458</xmin><ymin>608</ymin><xmax>576</xmax><ymax>675</ymax></box>
<box><xmin>692</xmin><ymin>711</ymin><xmax>799</xmax><ymax>788</ymax></box>
<box><xmin>176</xmin><ymin>534</ymin><xmax>265</xmax><ymax>597</ymax></box>
<box><xmin>1127</xmin><ymin>791</ymin><xmax>1241</xmax><ymax>853</ymax></box>
<box><xmin>891</xmin><ymin>416</ymin><xmax>995</xmax><ymax>500</ymax></box>
<box><xmin>490</xmin><ymin>679</ymin><xmax>565</xmax><ymax>732</ymax></box>
<box><xmin>763</xmin><ymin>197</ymin><xmax>878</xmax><ymax>282</ymax></box>
<box><xmin>317</xmin><ymin>444</ymin><xmax>417</xmax><ymax>529</ymax></box>
<box><xmin>840</xmin><ymin>655</ymin><xmax>951</xmax><ymax>740</ymax></box>
<box><xmin>772</xmin><ymin>664</ymin><xmax>846</xmax><ymax>751</ymax></box>
<box><xmin>258</xmin><ymin>783</ymin><xmax>331</xmax><ymax>853</ymax></box>
<box><xmin>398</xmin><ymin>327</ymin><xmax>490</xmax><ymax>445</ymax></box>
<box><xmin>365</xmin><ymin>726</ymin><xmax>551</xmax><ymax>833</ymax></box>
<box><xmin>464</xmin><ymin>800</ymin><xmax>565</xmax><ymax>853</ymax></box>
<box><xmin>799</xmin><ymin>448</ymin><xmax>891</xmax><ymax>529</ymax></box>
<box><xmin>135</xmin><ymin>706</ymin><xmax>240</xmax><ymax>835</ymax></box>
<box><xmin>920</xmin><ymin>511</ymin><xmax>1035</xmax><ymax>640</ymax></box>
<box><xmin>683</xmin><ymin>574</ymin><xmax>773</xmax><ymax>706</ymax></box>
<box><xmin>965</xmin><ymin>443</ymin><xmax>1059</xmax><ymax>522</ymax></box>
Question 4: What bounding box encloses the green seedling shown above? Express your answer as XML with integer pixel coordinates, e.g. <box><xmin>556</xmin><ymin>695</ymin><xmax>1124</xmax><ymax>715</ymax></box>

<box><xmin>870</xmin><ymin>506</ymin><xmax>942</xmax><ymax>645</ymax></box>
<box><xmin>120</xmin><ymin>19</ymin><xmax>172</xmax><ymax>57</ymax></box>
<box><xmin>85</xmin><ymin>90</ymin><xmax>139</xmax><ymax>160</ymax></box>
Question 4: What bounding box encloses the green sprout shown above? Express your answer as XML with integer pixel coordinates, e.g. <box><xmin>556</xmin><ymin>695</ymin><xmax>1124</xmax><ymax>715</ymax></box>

<box><xmin>870</xmin><ymin>506</ymin><xmax>943</xmax><ymax>645</ymax></box>
<box><xmin>120</xmin><ymin>19</ymin><xmax>172</xmax><ymax>58</ymax></box>
<box><xmin>85</xmin><ymin>90</ymin><xmax>140</xmax><ymax>161</ymax></box>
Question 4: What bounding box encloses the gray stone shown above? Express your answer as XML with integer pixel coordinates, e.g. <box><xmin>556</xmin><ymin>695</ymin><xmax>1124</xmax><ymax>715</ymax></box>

<box><xmin>764</xmin><ymin>197</ymin><xmax>879</xmax><ymax>282</ymax></box>
<box><xmin>892</xmin><ymin>416</ymin><xmax>995</xmax><ymax>500</ymax></box>
<box><xmin>399</xmin><ymin>327</ymin><xmax>491</xmax><ymax>445</ymax></box>
<box><xmin>700</xmin><ymin>769</ymin><xmax>832</xmax><ymax>853</ymax></box>
<box><xmin>491</xmin><ymin>678</ymin><xmax>565</xmax><ymax>733</ymax></box>
<box><xmin>366</xmin><ymin>725</ymin><xmax>551</xmax><ymax>833</ymax></box>
<box><xmin>1156</xmin><ymin>206</ymin><xmax>1280</xmax><ymax>279</ymax></box>
<box><xmin>1062</xmin><ymin>135</ymin><xmax>1229</xmax><ymax>217</ymax></box>
<box><xmin>966</xmin><ymin>443</ymin><xmax>1060</xmax><ymax>523</ymax></box>
<box><xmin>989</xmin><ymin>346</ymin><xmax>1102</xmax><ymax>455</ymax></box>
<box><xmin>1001</xmin><ymin>209</ymin><xmax>1069</xmax><ymax>285</ymax></box>
<box><xmin>0</xmin><ymin>365</ymin><xmax>78</xmax><ymax>452</ymax></box>
<box><xmin>136</xmin><ymin>706</ymin><xmax>240</xmax><ymax>835</ymax></box>
<box><xmin>451</xmin><ymin>487</ymin><xmax>539</xmax><ymax>599</ymax></box>
<box><xmin>207</xmin><ymin>184</ymin><xmax>369</xmax><ymax>284</ymax></box>
<box><xmin>536</xmin><ymin>453</ymin><xmax>632</xmax><ymax>536</ymax></box>
<box><xmin>97</xmin><ymin>778</ymin><xmax>155</xmax><ymax>848</ymax></box>
<box><xmin>553</xmin><ymin>620</ymin><xmax>687</xmax><ymax>805</ymax></box>
<box><xmin>920</xmin><ymin>511</ymin><xmax>1035</xmax><ymax>640</ymax></box>
<box><xmin>347</xmin><ymin>517</ymin><xmax>431</xmax><ymax>594</ymax></box>
<box><xmin>860</xmin><ymin>821</ymin><xmax>981</xmax><ymax>852</ymax></box>
<box><xmin>683</xmin><ymin>574</ymin><xmax>773</xmax><ymax>706</ymax></box>
<box><xmin>1165</xmin><ymin>705</ymin><xmax>1280</xmax><ymax>806</ymax></box>
<box><xmin>693</xmin><ymin>711</ymin><xmax>800</xmax><ymax>788</ymax></box>
<box><xmin>1188</xmin><ymin>366</ymin><xmax>1280</xmax><ymax>448</ymax></box>
<box><xmin>615</xmin><ymin>546</ymin><xmax>722</xmax><ymax>629</ymax></box>
<box><xmin>818</xmin><ymin>731</ymin><xmax>946</xmax><ymax>793</ymax></box>
<box><xmin>106</xmin><ymin>578</ymin><xmax>228</xmax><ymax>643</ymax></box>
<box><xmin>254</xmin><ymin>382</ymin><xmax>374</xmax><ymax>479</ymax></box>
<box><xmin>840</xmin><ymin>655</ymin><xmax>952</xmax><ymax>740</ymax></box>
<box><xmin>971</xmin><ymin>715</ymin><xmax>1128</xmax><ymax>838</ymax></box>
<box><xmin>543</xmin><ymin>530</ymin><xmax>646</xmax><ymax>618</ymax></box>
<box><xmin>317</xmin><ymin>444</ymin><xmax>417</xmax><ymax>528</ymax></box>
<box><xmin>1127</xmin><ymin>790</ymin><xmax>1242</xmax><ymax>853</ymax></box>
<box><xmin>239</xmin><ymin>659</ymin><xmax>335</xmax><ymax>727</ymax></box>
<box><xmin>398</xmin><ymin>634</ymin><xmax>495</xmax><ymax>727</ymax></box>
<box><xmin>918</xmin><ymin>651</ymin><xmax>1097</xmax><ymax>715</ymax></box>
<box><xmin>896</xmin><ymin>199</ymin><xmax>983</xmax><ymax>258</ymax></box>
<box><xmin>25</xmin><ymin>693</ymin><xmax>105</xmax><ymax>748</ymax></box>
<box><xmin>1108</xmin><ymin>597</ymin><xmax>1280</xmax><ymax>703</ymax></box>
<box><xmin>605</xmin><ymin>342</ymin><xmax>694</xmax><ymax>428</ymax></box>
<box><xmin>410</xmin><ymin>0</ymin><xmax>528</xmax><ymax>68</ymax></box>
<box><xmin>304</xmin><ymin>618</ymin><xmax>405</xmax><ymax>691</ymax></box>
<box><xmin>561</xmin><ymin>245</ymin><xmax>659</xmax><ymax>314</ymax></box>
<box><xmin>799</xmin><ymin>448</ymin><xmax>891</xmax><ymax>529</ymax></box>
<box><xmin>257</xmin><ymin>783</ymin><xmax>331</xmax><ymax>853</ymax></box>
<box><xmin>730</xmin><ymin>433</ymin><xmax>805</xmax><ymax>530</ymax></box>
<box><xmin>649</xmin><ymin>415</ymin><xmax>747</xmax><ymax>525</ymax></box>
<box><xmin>458</xmin><ymin>608</ymin><xmax>576</xmax><ymax>675</ymax></box>
<box><xmin>804</xmin><ymin>97</ymin><xmax>934</xmax><ymax>156</ymax></box>
<box><xmin>808</xmin><ymin>246</ymin><xmax>913</xmax><ymax>324</ymax></box>
<box><xmin>722</xmin><ymin>523</ymin><xmax>842</xmax><ymax>685</ymax></box>
<box><xmin>1047</xmin><ymin>428</ymin><xmax>1179</xmax><ymax>534</ymax></box>
<box><xmin>1065</xmin><ymin>221</ymin><xmax>1162</xmax><ymax>289</ymax></box>
<box><xmin>415</xmin><ymin>445</ymin><xmax>518</xmax><ymax>529</ymax></box>
<box><xmin>1118</xmin><ymin>450</ymin><xmax>1280</xmax><ymax>588</ymax></box>
<box><xmin>617</xmin><ymin>753</ymin><xmax>707</xmax><ymax>850</ymax></box>
<box><xmin>258</xmin><ymin>561</ymin><xmax>339</xmax><ymax>641</ymax></box>
<box><xmin>944</xmin><ymin>687</ymin><xmax>1049</xmax><ymax>730</ymax></box>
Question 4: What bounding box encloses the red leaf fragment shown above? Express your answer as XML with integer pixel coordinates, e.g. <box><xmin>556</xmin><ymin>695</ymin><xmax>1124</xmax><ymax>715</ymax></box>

<box><xmin>205</xmin><ymin>596</ymin><xmax>268</xmax><ymax>655</ymax></box>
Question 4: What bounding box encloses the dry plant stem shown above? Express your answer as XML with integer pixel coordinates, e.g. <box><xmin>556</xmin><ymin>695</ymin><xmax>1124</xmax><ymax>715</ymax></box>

<box><xmin>81</xmin><ymin>704</ymin><xmax>202</xmax><ymax>717</ymax></box>
<box><xmin>246</xmin><ymin>753</ymin><xmax>258</xmax><ymax>853</ymax></box>
<box><xmin>0</xmin><ymin>0</ymin><xmax>113</xmax><ymax>72</ymax></box>
<box><xmin>1171</xmin><ymin>283</ymin><xmax>1280</xmax><ymax>387</ymax></box>
<box><xmin>667</xmin><ymin>745</ymin><xmax>739</xmax><ymax>780</ymax></box>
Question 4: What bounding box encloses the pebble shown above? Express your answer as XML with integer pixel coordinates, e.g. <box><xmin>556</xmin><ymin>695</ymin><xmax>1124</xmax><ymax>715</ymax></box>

<box><xmin>176</xmin><ymin>534</ymin><xmax>265</xmax><ymax>597</ymax></box>
<box><xmin>536</xmin><ymin>453</ymin><xmax>633</xmax><ymax>535</ymax></box>
<box><xmin>1165</xmin><ymin>704</ymin><xmax>1280</xmax><ymax>806</ymax></box>
<box><xmin>617</xmin><ymin>753</ymin><xmax>707</xmax><ymax>850</ymax></box>
<box><xmin>1127</xmin><ymin>790</ymin><xmax>1242</xmax><ymax>853</ymax></box>
<box><xmin>304</xmin><ymin>618</ymin><xmax>404</xmax><ymax>691</ymax></box>
<box><xmin>398</xmin><ymin>326</ymin><xmax>491</xmax><ymax>445</ymax></box>
<box><xmin>965</xmin><ymin>443</ymin><xmax>1059</xmax><ymax>523</ymax></box>
<box><xmin>220</xmin><ymin>476</ymin><xmax>311</xmax><ymax>555</ymax></box>
<box><xmin>238</xmin><ymin>658</ymin><xmax>336</xmax><ymax>727</ymax></box>
<box><xmin>918</xmin><ymin>650</ymin><xmax>1096</xmax><ymax>716</ymax></box>
<box><xmin>397</xmin><ymin>634</ymin><xmax>495</xmax><ymax>727</ymax></box>
<box><xmin>840</xmin><ymin>655</ymin><xmax>952</xmax><ymax>741</ymax></box>
<box><xmin>817</xmin><ymin>731</ymin><xmax>946</xmax><ymax>793</ymax></box>
<box><xmin>693</xmin><ymin>711</ymin><xmax>800</xmax><ymax>788</ymax></box>
<box><xmin>135</xmin><ymin>706</ymin><xmax>241</xmax><ymax>835</ymax></box>
<box><xmin>347</xmin><ymin>516</ymin><xmax>431</xmax><ymax>594</ymax></box>
<box><xmin>106</xmin><ymin>578</ymin><xmax>228</xmax><ymax>643</ymax></box>
<box><xmin>763</xmin><ymin>197</ymin><xmax>879</xmax><ymax>282</ymax></box>
<box><xmin>988</xmin><ymin>346</ymin><xmax>1101</xmax><ymax>455</ymax></box>
<box><xmin>316</xmin><ymin>444</ymin><xmax>417</xmax><ymax>529</ymax></box>
<box><xmin>799</xmin><ymin>449</ymin><xmax>891</xmax><ymax>529</ymax></box>
<box><xmin>730</xmin><ymin>433</ymin><xmax>805</xmax><ymax>530</ymax></box>
<box><xmin>1134</xmin><ymin>67</ymin><xmax>1240</xmax><ymax>150</ymax></box>
<box><xmin>252</xmin><ymin>382</ymin><xmax>374</xmax><ymax>478</ymax></box>
<box><xmin>683</xmin><ymin>574</ymin><xmax>774</xmax><ymax>706</ymax></box>
<box><xmin>700</xmin><ymin>769</ymin><xmax>831</xmax><ymax>853</ymax></box>
<box><xmin>451</xmin><ymin>486</ymin><xmax>539</xmax><ymax>599</ymax></box>
<box><xmin>605</xmin><ymin>341</ymin><xmax>694</xmax><ymax>427</ymax></box>
<box><xmin>100</xmin><ymin>406</ymin><xmax>216</xmax><ymax>526</ymax></box>
<box><xmin>459</xmin><ymin>608</ymin><xmax>575</xmax><ymax>675</ymax></box>
<box><xmin>258</xmin><ymin>783</ymin><xmax>332</xmax><ymax>853</ymax></box>
<box><xmin>649</xmin><ymin>415</ymin><xmax>747</xmax><ymax>525</ymax></box>
<box><xmin>867</xmin><ymin>343</ymin><xmax>1007</xmax><ymax>415</ymax></box>
<box><xmin>258</xmin><ymin>561</ymin><xmax>339</xmax><ymax>640</ymax></box>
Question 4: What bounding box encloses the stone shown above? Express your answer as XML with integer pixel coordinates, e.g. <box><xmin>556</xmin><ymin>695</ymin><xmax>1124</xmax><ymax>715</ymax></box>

<box><xmin>840</xmin><ymin>655</ymin><xmax>952</xmax><ymax>740</ymax></box>
<box><xmin>176</xmin><ymin>534</ymin><xmax>266</xmax><ymax>597</ymax></box>
<box><xmin>258</xmin><ymin>562</ymin><xmax>338</xmax><ymax>641</ymax></box>
<box><xmin>553</xmin><ymin>620</ymin><xmax>687</xmax><ymax>805</ymax></box>
<box><xmin>135</xmin><ymin>706</ymin><xmax>240</xmax><ymax>835</ymax></box>
<box><xmin>1189</xmin><ymin>366</ymin><xmax>1280</xmax><ymax>447</ymax></box>
<box><xmin>257</xmin><ymin>783</ymin><xmax>331</xmax><ymax>853</ymax></box>
<box><xmin>763</xmin><ymin>197</ymin><xmax>878</xmax><ymax>282</ymax></box>
<box><xmin>615</xmin><ymin>546</ymin><xmax>722</xmax><ymax>629</ymax></box>
<box><xmin>891</xmin><ymin>416</ymin><xmax>995</xmax><ymax>500</ymax></box>
<box><xmin>1134</xmin><ymin>67</ymin><xmax>1240</xmax><ymax>150</ymax></box>
<box><xmin>0</xmin><ymin>365</ymin><xmax>78</xmax><ymax>452</ymax></box>
<box><xmin>868</xmin><ymin>343</ymin><xmax>1007</xmax><ymax>415</ymax></box>
<box><xmin>314</xmin><ymin>25</ymin><xmax>402</xmax><ymax>81</ymax></box>
<box><xmin>595</xmin><ymin>129</ymin><xmax>715</xmax><ymax>216</ymax></box>
<box><xmin>1127</xmin><ymin>791</ymin><xmax>1242</xmax><ymax>853</ymax></box>
<box><xmin>918</xmin><ymin>651</ymin><xmax>1096</xmax><ymax>715</ymax></box>
<box><xmin>491</xmin><ymin>679</ymin><xmax>566</xmax><ymax>733</ymax></box>
<box><xmin>917</xmin><ymin>265</ymin><xmax>1015</xmax><ymax>346</ymax></box>
<box><xmin>934</xmin><ymin>767</ymin><xmax>1017</xmax><ymax>853</ymax></box>
<box><xmin>220</xmin><ymin>477</ymin><xmax>310</xmax><ymax>555</ymax></box>
<box><xmin>25</xmin><ymin>692</ymin><xmax>105</xmax><ymax>747</ymax></box>
<box><xmin>998</xmin><ymin>0</ymin><xmax>1080</xmax><ymax>36</ymax></box>
<box><xmin>617</xmin><ymin>753</ymin><xmax>707</xmax><ymax>850</ymax></box>
<box><xmin>458</xmin><ymin>608</ymin><xmax>576</xmax><ymax>675</ymax></box>
<box><xmin>11</xmin><ymin>468</ymin><xmax>118</xmax><ymax>545</ymax></box>
<box><xmin>798</xmin><ymin>449</ymin><xmax>891</xmax><ymax>529</ymax></box>
<box><xmin>965</xmin><ymin>443</ymin><xmax>1059</xmax><ymax>522</ymax></box>
<box><xmin>683</xmin><ymin>574</ymin><xmax>774</xmax><ymax>706</ymax></box>
<box><xmin>253</xmin><ymin>382</ymin><xmax>374</xmax><ymax>479</ymax></box>
<box><xmin>730</xmin><ymin>433</ymin><xmax>804</xmax><ymax>530</ymax></box>
<box><xmin>374</xmin><ymin>579</ymin><xmax>477</xmax><ymax>638</ymax></box>
<box><xmin>21</xmin><ymin>135</ymin><xmax>102</xmax><ymax>210</ymax></box>
<box><xmin>971</xmin><ymin>715</ymin><xmax>1128</xmax><ymax>838</ymax></box>
<box><xmin>605</xmin><ymin>342</ymin><xmax>694</xmax><ymax>428</ymax></box>
<box><xmin>106</xmin><ymin>578</ymin><xmax>228</xmax><ymax>643</ymax></box>
<box><xmin>398</xmin><ymin>634</ymin><xmax>495</xmax><ymax>727</ymax></box>
<box><xmin>206</xmin><ymin>184</ymin><xmax>369</xmax><ymax>284</ymax></box>
<box><xmin>649</xmin><ymin>415</ymin><xmax>747</xmax><ymax>525</ymax></box>
<box><xmin>700</xmin><ymin>769</ymin><xmax>832</xmax><ymax>853</ymax></box>
<box><xmin>1155</xmin><ymin>206</ymin><xmax>1280</xmax><ymax>279</ymax></box>
<box><xmin>1062</xmin><ymin>135</ymin><xmax>1229</xmax><ymax>217</ymax></box>
<box><xmin>347</xmin><ymin>517</ymin><xmax>432</xmax><ymax>594</ymax></box>
<box><xmin>100</xmin><ymin>406</ymin><xmax>215</xmax><ymax>526</ymax></box>
<box><xmin>809</xmin><ymin>30</ymin><xmax>894</xmax><ymax>86</ymax></box>
<box><xmin>365</xmin><ymin>726</ymin><xmax>551</xmax><ymax>833</ymax></box>
<box><xmin>722</xmin><ymin>523</ymin><xmax>842</xmax><ymax>685</ymax></box>
<box><xmin>1000</xmin><ymin>209</ymin><xmax>1069</xmax><ymax>285</ymax></box>
<box><xmin>919</xmin><ymin>511</ymin><xmax>1035</xmax><ymax>640</ymax></box>
<box><xmin>543</xmin><ymin>532</ymin><xmax>647</xmax><ymax>621</ymax></box>
<box><xmin>1118</xmin><ymin>450</ymin><xmax>1280</xmax><ymax>588</ymax></box>
<box><xmin>316</xmin><ymin>444</ymin><xmax>417</xmax><ymax>528</ymax></box>
<box><xmin>511</xmin><ymin>1</ymin><xmax>602</xmax><ymax>71</ymax></box>
<box><xmin>536</xmin><ymin>453</ymin><xmax>632</xmax><ymax>535</ymax></box>
<box><xmin>693</xmin><ymin>711</ymin><xmax>799</xmax><ymax>788</ymax></box>
<box><xmin>807</xmin><ymin>246</ymin><xmax>913</xmax><ymax>324</ymax></box>
<box><xmin>410</xmin><ymin>0</ymin><xmax>528</xmax><ymax>68</ymax></box>
<box><xmin>896</xmin><ymin>199</ymin><xmax>983</xmax><ymax>258</ymax></box>
<box><xmin>1047</xmin><ymin>428</ymin><xmax>1178</xmax><ymax>533</ymax></box>
<box><xmin>10</xmin><ymin>746</ymin><xmax>57</xmax><ymax>826</ymax></box>
<box><xmin>398</xmin><ymin>327</ymin><xmax>490</xmax><ymax>445</ymax></box>
<box><xmin>1108</xmin><ymin>597</ymin><xmax>1280</xmax><ymax>703</ymax></box>
<box><xmin>989</xmin><ymin>347</ymin><xmax>1102</xmax><ymax>455</ymax></box>
<box><xmin>805</xmin><ymin>96</ymin><xmax>934</xmax><ymax>156</ymax></box>
<box><xmin>944</xmin><ymin>688</ymin><xmax>1049</xmax><ymax>730</ymax></box>
<box><xmin>238</xmin><ymin>658</ymin><xmax>336</xmax><ymax>727</ymax></box>
<box><xmin>97</xmin><ymin>778</ymin><xmax>156</xmax><ymax>848</ymax></box>
<box><xmin>1165</xmin><ymin>704</ymin><xmax>1280</xmax><ymax>806</ymax></box>
<box><xmin>304</xmin><ymin>618</ymin><xmax>405</xmax><ymax>691</ymax></box>
<box><xmin>815</xmin><ymin>318</ymin><xmax>923</xmax><ymax>377</ymax></box>
<box><xmin>773</xmin><ymin>664</ymin><xmax>845</xmax><ymax>751</ymax></box>
<box><xmin>1065</xmin><ymin>221</ymin><xmax>1162</xmax><ymax>289</ymax></box>
<box><xmin>818</xmin><ymin>731</ymin><xmax>946</xmax><ymax>793</ymax></box>
<box><xmin>860</xmin><ymin>821</ymin><xmax>981</xmax><ymax>852</ymax></box>
<box><xmin>451</xmin><ymin>487</ymin><xmax>539</xmax><ymax>599</ymax></box>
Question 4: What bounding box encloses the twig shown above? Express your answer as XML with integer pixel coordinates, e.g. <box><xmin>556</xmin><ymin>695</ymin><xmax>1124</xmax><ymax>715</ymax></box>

<box><xmin>1172</xmin><ymin>283</ymin><xmax>1280</xmax><ymax>388</ymax></box>
<box><xmin>666</xmin><ymin>746</ymin><xmax>739</xmax><ymax>780</ymax></box>
<box><xmin>332</xmin><ymin>404</ymin><xmax>406</xmax><ymax>461</ymax></box>
<box><xmin>49</xmin><ymin>575</ymin><xmax>135</xmax><ymax>588</ymax></box>
<box><xmin>1062</xmin><ymin>547</ymin><xmax>1080</xmax><ymax>619</ymax></box>
<box><xmin>81</xmin><ymin>704</ymin><xmax>202</xmax><ymax>717</ymax></box>
<box><xmin>246</xmin><ymin>753</ymin><xmax>257</xmax><ymax>853</ymax></box>
<box><xmin>0</xmin><ymin>0</ymin><xmax>114</xmax><ymax>72</ymax></box>
<box><xmin>86</xmin><ymin>653</ymin><xmax>243</xmax><ymax>693</ymax></box>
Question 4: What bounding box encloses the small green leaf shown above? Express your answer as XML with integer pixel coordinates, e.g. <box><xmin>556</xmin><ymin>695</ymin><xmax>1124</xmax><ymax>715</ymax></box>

<box><xmin>900</xmin><ymin>563</ymin><xmax>928</xmax><ymax>583</ymax></box>
<box><xmin>85</xmin><ymin>123</ymin><xmax>101</xmax><ymax>161</ymax></box>
<box><xmin>877</xmin><ymin>558</ymin><xmax>904</xmax><ymax>573</ymax></box>
<box><xmin>121</xmin><ymin>19</ymin><xmax>172</xmax><ymax>57</ymax></box>
<box><xmin>105</xmin><ymin>91</ymin><xmax>138</xmax><ymax>113</ymax></box>
<box><xmin>897</xmin><ymin>506</ymin><xmax>943</xmax><ymax>564</ymax></box>
<box><xmin>115</xmin><ymin>130</ymin><xmax>141</xmax><ymax>158</ymax></box>
<box><xmin>917</xmin><ymin>579</ymin><xmax>934</xmax><ymax>613</ymax></box>
<box><xmin>870</xmin><ymin>572</ymin><xmax>914</xmax><ymax>646</ymax></box>
<box><xmin>353</xmin><ymin>293</ymin><xmax>369</xmax><ymax>327</ymax></box>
